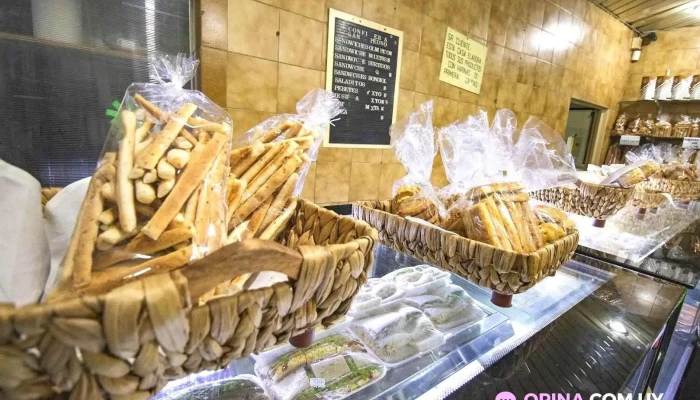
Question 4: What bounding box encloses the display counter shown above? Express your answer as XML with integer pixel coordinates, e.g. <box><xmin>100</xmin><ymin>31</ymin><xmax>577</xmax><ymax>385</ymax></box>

<box><xmin>155</xmin><ymin>245</ymin><xmax>685</xmax><ymax>400</ymax></box>
<box><xmin>575</xmin><ymin>201</ymin><xmax>700</xmax><ymax>287</ymax></box>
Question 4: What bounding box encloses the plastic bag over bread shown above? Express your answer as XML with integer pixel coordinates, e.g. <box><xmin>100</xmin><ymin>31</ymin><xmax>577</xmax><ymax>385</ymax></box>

<box><xmin>51</xmin><ymin>53</ymin><xmax>232</xmax><ymax>299</ymax></box>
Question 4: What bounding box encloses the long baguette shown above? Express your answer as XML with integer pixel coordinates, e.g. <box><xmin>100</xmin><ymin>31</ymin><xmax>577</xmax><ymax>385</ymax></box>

<box><xmin>116</xmin><ymin>110</ymin><xmax>138</xmax><ymax>233</ymax></box>
<box><xmin>134</xmin><ymin>103</ymin><xmax>198</xmax><ymax>170</ymax></box>
<box><xmin>142</xmin><ymin>132</ymin><xmax>228</xmax><ymax>240</ymax></box>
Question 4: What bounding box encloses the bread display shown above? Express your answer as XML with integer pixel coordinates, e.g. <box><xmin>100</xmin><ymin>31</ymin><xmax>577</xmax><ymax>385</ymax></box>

<box><xmin>638</xmin><ymin>160</ymin><xmax>661</xmax><ymax>178</ymax></box>
<box><xmin>393</xmin><ymin>184</ymin><xmax>440</xmax><ymax>224</ymax></box>
<box><xmin>653</xmin><ymin>162</ymin><xmax>700</xmax><ymax>181</ymax></box>
<box><xmin>654</xmin><ymin>120</ymin><xmax>672</xmax><ymax>137</ymax></box>
<box><xmin>673</xmin><ymin>119</ymin><xmax>692</xmax><ymax>138</ymax></box>
<box><xmin>612</xmin><ymin>167</ymin><xmax>645</xmax><ymax>188</ymax></box>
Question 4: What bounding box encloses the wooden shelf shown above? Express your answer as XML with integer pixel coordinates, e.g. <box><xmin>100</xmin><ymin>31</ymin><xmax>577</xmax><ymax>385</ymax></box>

<box><xmin>0</xmin><ymin>31</ymin><xmax>147</xmax><ymax>61</ymax></box>
<box><xmin>620</xmin><ymin>99</ymin><xmax>700</xmax><ymax>106</ymax></box>
<box><xmin>610</xmin><ymin>134</ymin><xmax>686</xmax><ymax>141</ymax></box>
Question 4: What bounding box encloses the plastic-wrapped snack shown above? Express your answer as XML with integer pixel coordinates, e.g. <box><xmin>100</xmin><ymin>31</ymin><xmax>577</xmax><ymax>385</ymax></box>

<box><xmin>673</xmin><ymin>115</ymin><xmax>693</xmax><ymax>138</ymax></box>
<box><xmin>532</xmin><ymin>204</ymin><xmax>576</xmax><ymax>245</ymax></box>
<box><xmin>163</xmin><ymin>375</ymin><xmax>268</xmax><ymax>400</ymax></box>
<box><xmin>654</xmin><ymin>116</ymin><xmax>672</xmax><ymax>137</ymax></box>
<box><xmin>390</xmin><ymin>101</ymin><xmax>446</xmax><ymax>225</ymax></box>
<box><xmin>640</xmin><ymin>114</ymin><xmax>655</xmax><ymax>136</ymax></box>
<box><xmin>348</xmin><ymin>278</ymin><xmax>404</xmax><ymax>318</ymax></box>
<box><xmin>403</xmin><ymin>284</ymin><xmax>486</xmax><ymax>331</ymax></box>
<box><xmin>382</xmin><ymin>265</ymin><xmax>451</xmax><ymax>295</ymax></box>
<box><xmin>612</xmin><ymin>113</ymin><xmax>627</xmax><ymax>135</ymax></box>
<box><xmin>255</xmin><ymin>334</ymin><xmax>384</xmax><ymax>400</ymax></box>
<box><xmin>206</xmin><ymin>89</ymin><xmax>343</xmax><ymax>299</ymax></box>
<box><xmin>350</xmin><ymin>304</ymin><xmax>445</xmax><ymax>364</ymax></box>
<box><xmin>626</xmin><ymin>116</ymin><xmax>641</xmax><ymax>134</ymax></box>
<box><xmin>51</xmin><ymin>54</ymin><xmax>232</xmax><ymax>298</ymax></box>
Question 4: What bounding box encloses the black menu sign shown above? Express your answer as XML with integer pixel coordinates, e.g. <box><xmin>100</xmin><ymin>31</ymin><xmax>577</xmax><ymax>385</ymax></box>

<box><xmin>325</xmin><ymin>9</ymin><xmax>403</xmax><ymax>148</ymax></box>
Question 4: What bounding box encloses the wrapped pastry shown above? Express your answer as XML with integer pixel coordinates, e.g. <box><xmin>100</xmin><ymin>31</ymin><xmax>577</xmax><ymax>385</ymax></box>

<box><xmin>50</xmin><ymin>54</ymin><xmax>232</xmax><ymax>298</ymax></box>
<box><xmin>348</xmin><ymin>278</ymin><xmax>404</xmax><ymax>318</ymax></box>
<box><xmin>390</xmin><ymin>101</ymin><xmax>445</xmax><ymax>225</ymax></box>
<box><xmin>673</xmin><ymin>116</ymin><xmax>693</xmax><ymax>138</ymax></box>
<box><xmin>654</xmin><ymin>119</ymin><xmax>672</xmax><ymax>137</ymax></box>
<box><xmin>255</xmin><ymin>334</ymin><xmax>384</xmax><ymax>400</ymax></box>
<box><xmin>612</xmin><ymin>167</ymin><xmax>645</xmax><ymax>188</ymax></box>
<box><xmin>638</xmin><ymin>160</ymin><xmax>661</xmax><ymax>178</ymax></box>
<box><xmin>691</xmin><ymin>119</ymin><xmax>699</xmax><ymax>137</ymax></box>
<box><xmin>612</xmin><ymin>113</ymin><xmax>627</xmax><ymax>135</ymax></box>
<box><xmin>625</xmin><ymin>116</ymin><xmax>641</xmax><ymax>134</ymax></box>
<box><xmin>162</xmin><ymin>375</ymin><xmax>268</xmax><ymax>400</ymax></box>
<box><xmin>403</xmin><ymin>284</ymin><xmax>486</xmax><ymax>331</ymax></box>
<box><xmin>381</xmin><ymin>265</ymin><xmax>451</xmax><ymax>295</ymax></box>
<box><xmin>533</xmin><ymin>205</ymin><xmax>576</xmax><ymax>235</ymax></box>
<box><xmin>640</xmin><ymin>114</ymin><xmax>655</xmax><ymax>136</ymax></box>
<box><xmin>350</xmin><ymin>304</ymin><xmax>445</xmax><ymax>364</ymax></box>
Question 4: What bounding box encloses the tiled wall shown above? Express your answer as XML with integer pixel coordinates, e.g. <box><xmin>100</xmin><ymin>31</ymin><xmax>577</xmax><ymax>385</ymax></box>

<box><xmin>200</xmin><ymin>0</ymin><xmax>633</xmax><ymax>205</ymax></box>
<box><xmin>623</xmin><ymin>26</ymin><xmax>700</xmax><ymax>101</ymax></box>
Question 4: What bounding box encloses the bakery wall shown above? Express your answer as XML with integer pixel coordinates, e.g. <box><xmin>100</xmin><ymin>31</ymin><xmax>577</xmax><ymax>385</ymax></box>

<box><xmin>623</xmin><ymin>26</ymin><xmax>700</xmax><ymax>101</ymax></box>
<box><xmin>199</xmin><ymin>0</ymin><xmax>633</xmax><ymax>205</ymax></box>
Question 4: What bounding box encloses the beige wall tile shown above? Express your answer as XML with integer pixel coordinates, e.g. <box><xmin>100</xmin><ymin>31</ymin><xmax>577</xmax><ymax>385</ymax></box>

<box><xmin>469</xmin><ymin>0</ymin><xmax>491</xmax><ymax>41</ymax></box>
<box><xmin>299</xmin><ymin>162</ymin><xmax>316</xmax><ymax>202</ymax></box>
<box><xmin>522</xmin><ymin>25</ymin><xmax>541</xmax><ymax>57</ymax></box>
<box><xmin>501</xmin><ymin>48</ymin><xmax>521</xmax><ymax>82</ymax></box>
<box><xmin>227</xmin><ymin>53</ymin><xmax>278</xmax><ymax>112</ymax></box>
<box><xmin>458</xmin><ymin>101</ymin><xmax>479</xmax><ymax>117</ymax></box>
<box><xmin>382</xmin><ymin>148</ymin><xmax>401</xmax><ymax>164</ymax></box>
<box><xmin>362</xmin><ymin>0</ymin><xmax>395</xmax><ymax>26</ymax></box>
<box><xmin>533</xmin><ymin>59</ymin><xmax>551</xmax><ymax>88</ymax></box>
<box><xmin>201</xmin><ymin>47</ymin><xmax>227</xmax><ymax>108</ymax></box>
<box><xmin>420</xmin><ymin>15</ymin><xmax>447</xmax><ymax>59</ymax></box>
<box><xmin>478</xmin><ymin>75</ymin><xmax>499</xmax><ymax>107</ymax></box>
<box><xmin>278</xmin><ymin>0</ymin><xmax>325</xmax><ymax>21</ymax></box>
<box><xmin>400</xmin><ymin>49</ymin><xmax>419</xmax><ymax>90</ymax></box>
<box><xmin>397</xmin><ymin>89</ymin><xmax>416</xmax><ymax>121</ymax></box>
<box><xmin>528</xmin><ymin>0</ymin><xmax>545</xmax><ymax>28</ymax></box>
<box><xmin>394</xmin><ymin>3</ymin><xmax>423</xmax><ymax>52</ymax></box>
<box><xmin>277</xmin><ymin>64</ymin><xmax>323</xmax><ymax>113</ymax></box>
<box><xmin>435</xmin><ymin>97</ymin><xmax>460</xmax><ymax>127</ymax></box>
<box><xmin>379</xmin><ymin>164</ymin><xmax>407</xmax><ymax>199</ymax></box>
<box><xmin>414</xmin><ymin>92</ymin><xmax>436</xmax><ymax>108</ymax></box>
<box><xmin>228</xmin><ymin>0</ymin><xmax>279</xmax><ymax>61</ymax></box>
<box><xmin>352</xmin><ymin>149</ymin><xmax>383</xmax><ymax>163</ymax></box>
<box><xmin>398</xmin><ymin>0</ymin><xmax>422</xmax><ymax>10</ymax></box>
<box><xmin>549</xmin><ymin>64</ymin><xmax>565</xmax><ymax>92</ymax></box>
<box><xmin>415</xmin><ymin>54</ymin><xmax>441</xmax><ymax>96</ymax></box>
<box><xmin>505</xmin><ymin>17</ymin><xmax>526</xmax><ymax>53</ymax></box>
<box><xmin>424</xmin><ymin>0</ymin><xmax>450</xmax><ymax>22</ymax></box>
<box><xmin>327</xmin><ymin>0</ymin><xmax>363</xmax><ymax>17</ymax></box>
<box><xmin>496</xmin><ymin>79</ymin><xmax>516</xmax><ymax>109</ymax></box>
<box><xmin>488</xmin><ymin>9</ymin><xmax>508</xmax><ymax>47</ymax></box>
<box><xmin>315</xmin><ymin>162</ymin><xmax>351</xmax><ymax>204</ymax></box>
<box><xmin>513</xmin><ymin>83</ymin><xmax>532</xmax><ymax>113</ymax></box>
<box><xmin>537</xmin><ymin>30</ymin><xmax>554</xmax><ymax>63</ymax></box>
<box><xmin>517</xmin><ymin>54</ymin><xmax>536</xmax><ymax>85</ymax></box>
<box><xmin>542</xmin><ymin>2</ymin><xmax>559</xmax><ymax>34</ymax></box>
<box><xmin>459</xmin><ymin>87</ymin><xmax>480</xmax><ymax>104</ymax></box>
<box><xmin>530</xmin><ymin>86</ymin><xmax>547</xmax><ymax>115</ymax></box>
<box><xmin>227</xmin><ymin>109</ymin><xmax>276</xmax><ymax>138</ymax></box>
<box><xmin>202</xmin><ymin>0</ymin><xmax>227</xmax><ymax>50</ymax></box>
<box><xmin>318</xmin><ymin>147</ymin><xmax>353</xmax><ymax>162</ymax></box>
<box><xmin>279</xmin><ymin>11</ymin><xmax>325</xmax><ymax>70</ymax></box>
<box><xmin>349</xmin><ymin>163</ymin><xmax>382</xmax><ymax>201</ymax></box>
<box><xmin>484</xmin><ymin>43</ymin><xmax>504</xmax><ymax>77</ymax></box>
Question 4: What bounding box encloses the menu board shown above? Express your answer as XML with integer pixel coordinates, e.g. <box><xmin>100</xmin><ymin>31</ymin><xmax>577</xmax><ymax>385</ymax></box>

<box><xmin>325</xmin><ymin>9</ymin><xmax>403</xmax><ymax>148</ymax></box>
<box><xmin>439</xmin><ymin>28</ymin><xmax>486</xmax><ymax>94</ymax></box>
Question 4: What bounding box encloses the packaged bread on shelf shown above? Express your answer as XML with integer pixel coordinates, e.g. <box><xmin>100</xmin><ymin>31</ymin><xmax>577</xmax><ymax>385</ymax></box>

<box><xmin>673</xmin><ymin>115</ymin><xmax>693</xmax><ymax>138</ymax></box>
<box><xmin>389</xmin><ymin>100</ymin><xmax>447</xmax><ymax>226</ymax></box>
<box><xmin>50</xmin><ymin>54</ymin><xmax>232</xmax><ymax>299</ymax></box>
<box><xmin>437</xmin><ymin>109</ymin><xmax>577</xmax><ymax>252</ymax></box>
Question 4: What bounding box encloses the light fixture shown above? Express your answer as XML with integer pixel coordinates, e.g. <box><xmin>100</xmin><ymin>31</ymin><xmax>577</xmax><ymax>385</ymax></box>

<box><xmin>632</xmin><ymin>49</ymin><xmax>641</xmax><ymax>61</ymax></box>
<box><xmin>608</xmin><ymin>320</ymin><xmax>628</xmax><ymax>335</ymax></box>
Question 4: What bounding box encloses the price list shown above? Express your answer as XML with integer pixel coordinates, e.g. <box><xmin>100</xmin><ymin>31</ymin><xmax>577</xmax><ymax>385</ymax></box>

<box><xmin>326</xmin><ymin>10</ymin><xmax>402</xmax><ymax>147</ymax></box>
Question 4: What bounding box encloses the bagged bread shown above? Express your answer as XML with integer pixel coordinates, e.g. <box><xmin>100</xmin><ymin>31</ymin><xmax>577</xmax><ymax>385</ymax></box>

<box><xmin>0</xmin><ymin>159</ymin><xmax>49</xmax><ymax>306</ymax></box>
<box><xmin>437</xmin><ymin>109</ymin><xmax>577</xmax><ymax>252</ymax></box>
<box><xmin>51</xmin><ymin>54</ymin><xmax>232</xmax><ymax>299</ymax></box>
<box><xmin>390</xmin><ymin>100</ymin><xmax>446</xmax><ymax>225</ymax></box>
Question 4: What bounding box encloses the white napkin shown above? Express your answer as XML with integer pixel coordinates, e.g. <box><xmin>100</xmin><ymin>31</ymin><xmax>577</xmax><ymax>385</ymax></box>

<box><xmin>42</xmin><ymin>177</ymin><xmax>90</xmax><ymax>299</ymax></box>
<box><xmin>0</xmin><ymin>160</ymin><xmax>50</xmax><ymax>306</ymax></box>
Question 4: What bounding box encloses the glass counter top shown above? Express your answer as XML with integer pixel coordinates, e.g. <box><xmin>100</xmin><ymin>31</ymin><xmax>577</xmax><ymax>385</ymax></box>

<box><xmin>155</xmin><ymin>245</ymin><xmax>686</xmax><ymax>400</ymax></box>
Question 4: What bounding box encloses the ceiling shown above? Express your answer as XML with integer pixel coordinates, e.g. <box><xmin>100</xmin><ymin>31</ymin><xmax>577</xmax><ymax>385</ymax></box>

<box><xmin>591</xmin><ymin>0</ymin><xmax>700</xmax><ymax>32</ymax></box>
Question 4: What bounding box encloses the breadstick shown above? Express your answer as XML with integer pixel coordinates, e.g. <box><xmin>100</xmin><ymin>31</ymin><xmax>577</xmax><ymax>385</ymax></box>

<box><xmin>135</xmin><ymin>120</ymin><xmax>153</xmax><ymax>143</ymax></box>
<box><xmin>135</xmin><ymin>94</ymin><xmax>223</xmax><ymax>131</ymax></box>
<box><xmin>135</xmin><ymin>133</ymin><xmax>154</xmax><ymax>157</ymax></box>
<box><xmin>227</xmin><ymin>220</ymin><xmax>249</xmax><ymax>243</ymax></box>
<box><xmin>82</xmin><ymin>247</ymin><xmax>193</xmax><ymax>295</ymax></box>
<box><xmin>185</xmin><ymin>185</ymin><xmax>201</xmax><ymax>224</ymax></box>
<box><xmin>259</xmin><ymin>199</ymin><xmax>297</xmax><ymax>241</ymax></box>
<box><xmin>98</xmin><ymin>207</ymin><xmax>117</xmax><ymax>225</ymax></box>
<box><xmin>244</xmin><ymin>198</ymin><xmax>272</xmax><ymax>239</ymax></box>
<box><xmin>243</xmin><ymin>141</ymin><xmax>298</xmax><ymax>201</ymax></box>
<box><xmin>127</xmin><ymin>228</ymin><xmax>193</xmax><ymax>254</ymax></box>
<box><xmin>521</xmin><ymin>202</ymin><xmax>545</xmax><ymax>250</ymax></box>
<box><xmin>134</xmin><ymin>103</ymin><xmax>198</xmax><ymax>170</ymax></box>
<box><xmin>101</xmin><ymin>182</ymin><xmax>116</xmax><ymax>202</ymax></box>
<box><xmin>230</xmin><ymin>141</ymin><xmax>265</xmax><ymax>178</ymax></box>
<box><xmin>134</xmin><ymin>94</ymin><xmax>165</xmax><ymax>120</ymax></box>
<box><xmin>284</xmin><ymin>121</ymin><xmax>303</xmax><ymax>138</ymax></box>
<box><xmin>174</xmin><ymin>136</ymin><xmax>194</xmax><ymax>149</ymax></box>
<box><xmin>188</xmin><ymin>117</ymin><xmax>225</xmax><ymax>132</ymax></box>
<box><xmin>142</xmin><ymin>132</ymin><xmax>228</xmax><ymax>240</ymax></box>
<box><xmin>92</xmin><ymin>247</ymin><xmax>134</xmax><ymax>271</ymax></box>
<box><xmin>194</xmin><ymin>176</ymin><xmax>211</xmax><ymax>247</ymax></box>
<box><xmin>226</xmin><ymin>179</ymin><xmax>246</xmax><ymax>225</ymax></box>
<box><xmin>228</xmin><ymin>153</ymin><xmax>302</xmax><ymax>229</ymax></box>
<box><xmin>179</xmin><ymin>129</ymin><xmax>198</xmax><ymax>146</ymax></box>
<box><xmin>260</xmin><ymin>120</ymin><xmax>293</xmax><ymax>143</ymax></box>
<box><xmin>240</xmin><ymin>142</ymin><xmax>285</xmax><ymax>183</ymax></box>
<box><xmin>264</xmin><ymin>136</ymin><xmax>315</xmax><ymax>151</ymax></box>
<box><xmin>199</xmin><ymin>131</ymin><xmax>211</xmax><ymax>144</ymax></box>
<box><xmin>116</xmin><ymin>110</ymin><xmax>138</xmax><ymax>233</ymax></box>
<box><xmin>258</xmin><ymin>173</ymin><xmax>298</xmax><ymax>234</ymax></box>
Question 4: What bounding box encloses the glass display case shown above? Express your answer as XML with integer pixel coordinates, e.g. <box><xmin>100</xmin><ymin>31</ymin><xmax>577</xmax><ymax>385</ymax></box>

<box><xmin>575</xmin><ymin>201</ymin><xmax>700</xmax><ymax>287</ymax></box>
<box><xmin>154</xmin><ymin>245</ymin><xmax>686</xmax><ymax>400</ymax></box>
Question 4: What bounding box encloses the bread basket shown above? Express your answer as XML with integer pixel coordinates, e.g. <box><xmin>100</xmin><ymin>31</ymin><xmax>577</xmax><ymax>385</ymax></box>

<box><xmin>639</xmin><ymin>178</ymin><xmax>700</xmax><ymax>202</ymax></box>
<box><xmin>629</xmin><ymin>189</ymin><xmax>670</xmax><ymax>210</ymax></box>
<box><xmin>0</xmin><ymin>199</ymin><xmax>377</xmax><ymax>400</ymax></box>
<box><xmin>530</xmin><ymin>182</ymin><xmax>634</xmax><ymax>221</ymax></box>
<box><xmin>352</xmin><ymin>201</ymin><xmax>578</xmax><ymax>297</ymax></box>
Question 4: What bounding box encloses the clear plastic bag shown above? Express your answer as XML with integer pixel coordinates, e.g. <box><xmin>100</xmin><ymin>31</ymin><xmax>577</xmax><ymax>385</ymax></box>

<box><xmin>350</xmin><ymin>303</ymin><xmax>445</xmax><ymax>365</ymax></box>
<box><xmin>52</xmin><ymin>53</ymin><xmax>232</xmax><ymax>298</ymax></box>
<box><xmin>226</xmin><ymin>89</ymin><xmax>343</xmax><ymax>243</ymax></box>
<box><xmin>390</xmin><ymin>100</ymin><xmax>446</xmax><ymax>223</ymax></box>
<box><xmin>348</xmin><ymin>278</ymin><xmax>405</xmax><ymax>319</ymax></box>
<box><xmin>159</xmin><ymin>374</ymin><xmax>268</xmax><ymax>400</ymax></box>
<box><xmin>254</xmin><ymin>334</ymin><xmax>385</xmax><ymax>400</ymax></box>
<box><xmin>436</xmin><ymin>109</ymin><xmax>576</xmax><ymax>252</ymax></box>
<box><xmin>403</xmin><ymin>283</ymin><xmax>486</xmax><ymax>331</ymax></box>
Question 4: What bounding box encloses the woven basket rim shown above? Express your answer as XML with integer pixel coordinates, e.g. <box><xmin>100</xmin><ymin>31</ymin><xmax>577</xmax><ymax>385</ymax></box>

<box><xmin>354</xmin><ymin>200</ymin><xmax>578</xmax><ymax>258</ymax></box>
<box><xmin>10</xmin><ymin>199</ymin><xmax>378</xmax><ymax>314</ymax></box>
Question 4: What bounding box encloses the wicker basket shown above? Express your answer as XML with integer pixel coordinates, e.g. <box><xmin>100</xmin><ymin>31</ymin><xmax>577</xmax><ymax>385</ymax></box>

<box><xmin>352</xmin><ymin>201</ymin><xmax>578</xmax><ymax>296</ymax></box>
<box><xmin>530</xmin><ymin>182</ymin><xmax>634</xmax><ymax>220</ymax></box>
<box><xmin>0</xmin><ymin>199</ymin><xmax>377</xmax><ymax>400</ymax></box>
<box><xmin>640</xmin><ymin>178</ymin><xmax>700</xmax><ymax>202</ymax></box>
<box><xmin>629</xmin><ymin>189</ymin><xmax>670</xmax><ymax>209</ymax></box>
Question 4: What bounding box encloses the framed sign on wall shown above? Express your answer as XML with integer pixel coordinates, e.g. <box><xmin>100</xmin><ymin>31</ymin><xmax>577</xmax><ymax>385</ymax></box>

<box><xmin>324</xmin><ymin>9</ymin><xmax>403</xmax><ymax>149</ymax></box>
<box><xmin>439</xmin><ymin>27</ymin><xmax>486</xmax><ymax>94</ymax></box>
